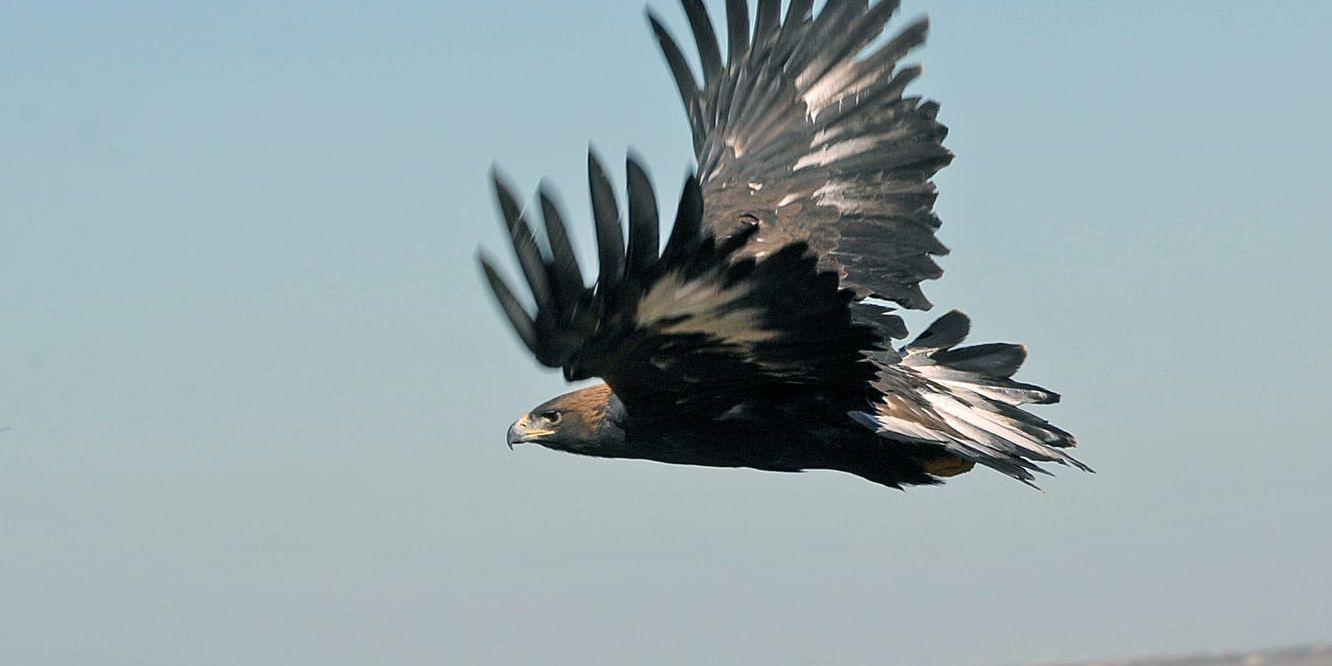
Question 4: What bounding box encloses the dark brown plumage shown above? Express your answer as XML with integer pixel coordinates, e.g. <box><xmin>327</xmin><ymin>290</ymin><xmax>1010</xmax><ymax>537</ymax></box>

<box><xmin>478</xmin><ymin>0</ymin><xmax>1086</xmax><ymax>488</ymax></box>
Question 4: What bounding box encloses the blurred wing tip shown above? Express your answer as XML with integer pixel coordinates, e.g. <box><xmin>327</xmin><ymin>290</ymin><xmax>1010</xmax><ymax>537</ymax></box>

<box><xmin>490</xmin><ymin>169</ymin><xmax>522</xmax><ymax>208</ymax></box>
<box><xmin>645</xmin><ymin>6</ymin><xmax>667</xmax><ymax>27</ymax></box>
<box><xmin>475</xmin><ymin>248</ymin><xmax>495</xmax><ymax>270</ymax></box>
<box><xmin>588</xmin><ymin>148</ymin><xmax>615</xmax><ymax>182</ymax></box>
<box><xmin>488</xmin><ymin>163</ymin><xmax>516</xmax><ymax>189</ymax></box>
<box><xmin>626</xmin><ymin>149</ymin><xmax>650</xmax><ymax>173</ymax></box>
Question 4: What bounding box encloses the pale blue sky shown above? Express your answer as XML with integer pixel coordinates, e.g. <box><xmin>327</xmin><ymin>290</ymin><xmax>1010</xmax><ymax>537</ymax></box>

<box><xmin>2</xmin><ymin>2</ymin><xmax>1330</xmax><ymax>665</ymax></box>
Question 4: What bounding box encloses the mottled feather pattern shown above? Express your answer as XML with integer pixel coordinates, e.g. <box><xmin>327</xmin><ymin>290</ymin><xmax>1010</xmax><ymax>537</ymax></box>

<box><xmin>649</xmin><ymin>0</ymin><xmax>1080</xmax><ymax>483</ymax></box>
<box><xmin>650</xmin><ymin>0</ymin><xmax>951</xmax><ymax>314</ymax></box>
<box><xmin>480</xmin><ymin>152</ymin><xmax>879</xmax><ymax>420</ymax></box>
<box><xmin>853</xmin><ymin>310</ymin><xmax>1087</xmax><ymax>484</ymax></box>
<box><xmin>479</xmin><ymin>0</ymin><xmax>1084</xmax><ymax>487</ymax></box>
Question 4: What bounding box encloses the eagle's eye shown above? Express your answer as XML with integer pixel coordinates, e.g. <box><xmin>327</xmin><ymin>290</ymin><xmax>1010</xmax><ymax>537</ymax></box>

<box><xmin>538</xmin><ymin>410</ymin><xmax>562</xmax><ymax>425</ymax></box>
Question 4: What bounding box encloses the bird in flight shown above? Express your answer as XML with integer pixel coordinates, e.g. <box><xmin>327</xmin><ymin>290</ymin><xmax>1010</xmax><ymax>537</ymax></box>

<box><xmin>478</xmin><ymin>0</ymin><xmax>1087</xmax><ymax>488</ymax></box>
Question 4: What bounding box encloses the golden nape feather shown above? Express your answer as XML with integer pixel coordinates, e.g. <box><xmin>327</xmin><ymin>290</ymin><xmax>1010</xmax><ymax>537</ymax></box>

<box><xmin>478</xmin><ymin>0</ymin><xmax>1083</xmax><ymax>489</ymax></box>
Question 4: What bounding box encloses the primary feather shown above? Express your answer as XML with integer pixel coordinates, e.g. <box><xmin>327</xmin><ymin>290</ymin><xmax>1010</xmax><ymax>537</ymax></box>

<box><xmin>476</xmin><ymin>0</ymin><xmax>1084</xmax><ymax>488</ymax></box>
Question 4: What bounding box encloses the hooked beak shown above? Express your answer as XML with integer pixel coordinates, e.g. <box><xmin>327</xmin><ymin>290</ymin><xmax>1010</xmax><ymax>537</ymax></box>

<box><xmin>506</xmin><ymin>414</ymin><xmax>553</xmax><ymax>450</ymax></box>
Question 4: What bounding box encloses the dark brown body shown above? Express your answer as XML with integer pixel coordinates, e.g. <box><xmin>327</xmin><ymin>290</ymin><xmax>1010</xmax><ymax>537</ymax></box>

<box><xmin>513</xmin><ymin>384</ymin><xmax>973</xmax><ymax>489</ymax></box>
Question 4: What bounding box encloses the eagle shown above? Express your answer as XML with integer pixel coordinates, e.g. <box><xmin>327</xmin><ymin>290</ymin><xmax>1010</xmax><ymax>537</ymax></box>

<box><xmin>477</xmin><ymin>0</ymin><xmax>1087</xmax><ymax>488</ymax></box>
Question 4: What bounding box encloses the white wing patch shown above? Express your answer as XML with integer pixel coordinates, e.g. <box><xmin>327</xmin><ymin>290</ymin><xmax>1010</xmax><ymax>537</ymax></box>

<box><xmin>638</xmin><ymin>269</ymin><xmax>780</xmax><ymax>346</ymax></box>
<box><xmin>793</xmin><ymin>135</ymin><xmax>882</xmax><ymax>171</ymax></box>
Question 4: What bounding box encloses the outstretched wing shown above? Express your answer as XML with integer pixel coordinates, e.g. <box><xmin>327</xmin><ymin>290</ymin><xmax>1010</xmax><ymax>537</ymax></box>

<box><xmin>479</xmin><ymin>152</ymin><xmax>880</xmax><ymax>419</ymax></box>
<box><xmin>649</xmin><ymin>0</ymin><xmax>952</xmax><ymax>326</ymax></box>
<box><xmin>650</xmin><ymin>1</ymin><xmax>1085</xmax><ymax>483</ymax></box>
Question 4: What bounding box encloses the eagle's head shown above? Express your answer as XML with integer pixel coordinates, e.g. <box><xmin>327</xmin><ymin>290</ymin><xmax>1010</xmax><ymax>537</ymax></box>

<box><xmin>506</xmin><ymin>383</ymin><xmax>626</xmax><ymax>455</ymax></box>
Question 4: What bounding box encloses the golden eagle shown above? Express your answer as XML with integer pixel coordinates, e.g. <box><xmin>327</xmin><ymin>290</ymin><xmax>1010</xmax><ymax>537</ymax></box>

<box><xmin>478</xmin><ymin>0</ymin><xmax>1087</xmax><ymax>488</ymax></box>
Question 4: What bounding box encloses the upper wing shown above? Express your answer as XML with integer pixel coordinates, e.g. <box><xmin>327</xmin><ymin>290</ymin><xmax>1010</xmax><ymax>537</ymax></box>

<box><xmin>478</xmin><ymin>152</ymin><xmax>880</xmax><ymax>419</ymax></box>
<box><xmin>649</xmin><ymin>0</ymin><xmax>952</xmax><ymax>324</ymax></box>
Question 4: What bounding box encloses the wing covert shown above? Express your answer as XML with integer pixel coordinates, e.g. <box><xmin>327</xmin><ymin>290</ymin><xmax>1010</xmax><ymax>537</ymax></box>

<box><xmin>479</xmin><ymin>152</ymin><xmax>881</xmax><ymax>419</ymax></box>
<box><xmin>650</xmin><ymin>0</ymin><xmax>953</xmax><ymax>325</ymax></box>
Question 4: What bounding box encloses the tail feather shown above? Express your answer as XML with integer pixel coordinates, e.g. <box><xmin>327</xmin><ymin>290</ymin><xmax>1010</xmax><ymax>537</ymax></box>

<box><xmin>852</xmin><ymin>309</ymin><xmax>1088</xmax><ymax>485</ymax></box>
